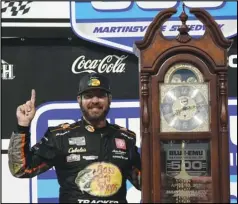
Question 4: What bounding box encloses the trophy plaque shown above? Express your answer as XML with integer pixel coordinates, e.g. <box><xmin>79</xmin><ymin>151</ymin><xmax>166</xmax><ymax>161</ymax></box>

<box><xmin>160</xmin><ymin>140</ymin><xmax>212</xmax><ymax>203</ymax></box>
<box><xmin>133</xmin><ymin>4</ymin><xmax>232</xmax><ymax>203</ymax></box>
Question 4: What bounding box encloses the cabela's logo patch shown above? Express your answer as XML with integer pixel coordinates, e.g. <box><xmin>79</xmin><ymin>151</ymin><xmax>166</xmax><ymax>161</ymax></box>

<box><xmin>68</xmin><ymin>147</ymin><xmax>87</xmax><ymax>153</ymax></box>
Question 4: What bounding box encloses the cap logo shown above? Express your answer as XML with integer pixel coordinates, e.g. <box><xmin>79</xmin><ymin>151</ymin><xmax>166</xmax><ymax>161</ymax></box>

<box><xmin>88</xmin><ymin>78</ymin><xmax>100</xmax><ymax>87</ymax></box>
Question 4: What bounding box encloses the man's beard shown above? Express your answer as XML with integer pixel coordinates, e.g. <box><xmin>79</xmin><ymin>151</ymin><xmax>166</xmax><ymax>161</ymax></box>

<box><xmin>80</xmin><ymin>102</ymin><xmax>110</xmax><ymax>123</ymax></box>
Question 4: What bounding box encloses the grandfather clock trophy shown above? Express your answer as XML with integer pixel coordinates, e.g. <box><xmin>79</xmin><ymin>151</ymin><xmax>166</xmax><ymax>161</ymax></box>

<box><xmin>134</xmin><ymin>5</ymin><xmax>232</xmax><ymax>203</ymax></box>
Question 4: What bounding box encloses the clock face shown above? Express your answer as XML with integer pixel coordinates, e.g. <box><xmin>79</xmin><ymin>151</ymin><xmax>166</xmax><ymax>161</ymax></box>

<box><xmin>160</xmin><ymin>84</ymin><xmax>210</xmax><ymax>132</ymax></box>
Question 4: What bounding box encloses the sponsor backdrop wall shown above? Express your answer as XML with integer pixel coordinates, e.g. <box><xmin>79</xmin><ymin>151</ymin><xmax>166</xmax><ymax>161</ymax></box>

<box><xmin>1</xmin><ymin>1</ymin><xmax>237</xmax><ymax>203</ymax></box>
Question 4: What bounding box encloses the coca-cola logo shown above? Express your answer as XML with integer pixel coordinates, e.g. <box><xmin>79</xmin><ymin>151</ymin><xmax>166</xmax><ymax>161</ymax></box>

<box><xmin>72</xmin><ymin>55</ymin><xmax>128</xmax><ymax>74</ymax></box>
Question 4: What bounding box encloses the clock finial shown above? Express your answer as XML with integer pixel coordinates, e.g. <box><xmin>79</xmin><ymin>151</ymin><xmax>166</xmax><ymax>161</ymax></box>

<box><xmin>176</xmin><ymin>3</ymin><xmax>191</xmax><ymax>43</ymax></box>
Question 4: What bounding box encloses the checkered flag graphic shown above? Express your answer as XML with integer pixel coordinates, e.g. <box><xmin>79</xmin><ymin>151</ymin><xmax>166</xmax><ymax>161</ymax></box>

<box><xmin>1</xmin><ymin>1</ymin><xmax>32</xmax><ymax>16</ymax></box>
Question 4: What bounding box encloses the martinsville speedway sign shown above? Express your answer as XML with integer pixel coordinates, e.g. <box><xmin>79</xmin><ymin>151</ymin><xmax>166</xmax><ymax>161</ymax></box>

<box><xmin>1</xmin><ymin>1</ymin><xmax>237</xmax><ymax>53</ymax></box>
<box><xmin>70</xmin><ymin>1</ymin><xmax>237</xmax><ymax>53</ymax></box>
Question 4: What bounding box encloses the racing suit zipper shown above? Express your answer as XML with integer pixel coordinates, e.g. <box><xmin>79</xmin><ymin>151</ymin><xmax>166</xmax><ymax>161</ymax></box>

<box><xmin>99</xmin><ymin>133</ymin><xmax>103</xmax><ymax>161</ymax></box>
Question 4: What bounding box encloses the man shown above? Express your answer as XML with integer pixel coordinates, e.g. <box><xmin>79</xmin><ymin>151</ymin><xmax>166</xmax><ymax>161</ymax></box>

<box><xmin>8</xmin><ymin>73</ymin><xmax>141</xmax><ymax>203</ymax></box>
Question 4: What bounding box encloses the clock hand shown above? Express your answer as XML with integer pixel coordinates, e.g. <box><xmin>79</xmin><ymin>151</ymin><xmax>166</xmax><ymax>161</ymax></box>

<box><xmin>174</xmin><ymin>106</ymin><xmax>189</xmax><ymax>116</ymax></box>
<box><xmin>175</xmin><ymin>104</ymin><xmax>201</xmax><ymax>116</ymax></box>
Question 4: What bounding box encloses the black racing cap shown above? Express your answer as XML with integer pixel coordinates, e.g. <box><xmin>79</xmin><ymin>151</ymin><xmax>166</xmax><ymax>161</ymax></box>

<box><xmin>78</xmin><ymin>73</ymin><xmax>111</xmax><ymax>95</ymax></box>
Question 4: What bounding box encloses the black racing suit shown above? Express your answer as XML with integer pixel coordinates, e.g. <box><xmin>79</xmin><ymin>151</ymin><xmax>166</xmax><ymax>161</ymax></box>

<box><xmin>8</xmin><ymin>118</ymin><xmax>141</xmax><ymax>203</ymax></box>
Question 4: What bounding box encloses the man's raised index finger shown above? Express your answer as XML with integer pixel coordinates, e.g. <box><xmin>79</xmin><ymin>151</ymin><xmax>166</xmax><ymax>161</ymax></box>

<box><xmin>31</xmin><ymin>89</ymin><xmax>36</xmax><ymax>104</ymax></box>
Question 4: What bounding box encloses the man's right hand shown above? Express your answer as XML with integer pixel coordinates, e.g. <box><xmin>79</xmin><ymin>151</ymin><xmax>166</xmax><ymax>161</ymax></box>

<box><xmin>16</xmin><ymin>89</ymin><xmax>36</xmax><ymax>127</ymax></box>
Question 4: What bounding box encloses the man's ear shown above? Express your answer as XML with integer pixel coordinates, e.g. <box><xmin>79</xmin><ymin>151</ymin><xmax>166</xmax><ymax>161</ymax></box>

<box><xmin>77</xmin><ymin>95</ymin><xmax>81</xmax><ymax>103</ymax></box>
<box><xmin>108</xmin><ymin>94</ymin><xmax>112</xmax><ymax>104</ymax></box>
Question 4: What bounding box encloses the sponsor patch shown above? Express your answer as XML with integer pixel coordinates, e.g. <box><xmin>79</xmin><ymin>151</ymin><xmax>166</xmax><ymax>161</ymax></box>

<box><xmin>83</xmin><ymin>155</ymin><xmax>99</xmax><ymax>161</ymax></box>
<box><xmin>85</xmin><ymin>125</ymin><xmax>95</xmax><ymax>132</ymax></box>
<box><xmin>75</xmin><ymin>162</ymin><xmax>122</xmax><ymax>197</ymax></box>
<box><xmin>67</xmin><ymin>154</ymin><xmax>81</xmax><ymax>162</ymax></box>
<box><xmin>69</xmin><ymin>137</ymin><xmax>86</xmax><ymax>146</ymax></box>
<box><xmin>115</xmin><ymin>138</ymin><xmax>126</xmax><ymax>150</ymax></box>
<box><xmin>121</xmin><ymin>132</ymin><xmax>134</xmax><ymax>140</ymax></box>
<box><xmin>112</xmin><ymin>149</ymin><xmax>126</xmax><ymax>155</ymax></box>
<box><xmin>112</xmin><ymin>155</ymin><xmax>128</xmax><ymax>160</ymax></box>
<box><xmin>68</xmin><ymin>147</ymin><xmax>87</xmax><ymax>153</ymax></box>
<box><xmin>56</xmin><ymin>131</ymin><xmax>70</xmax><ymax>136</ymax></box>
